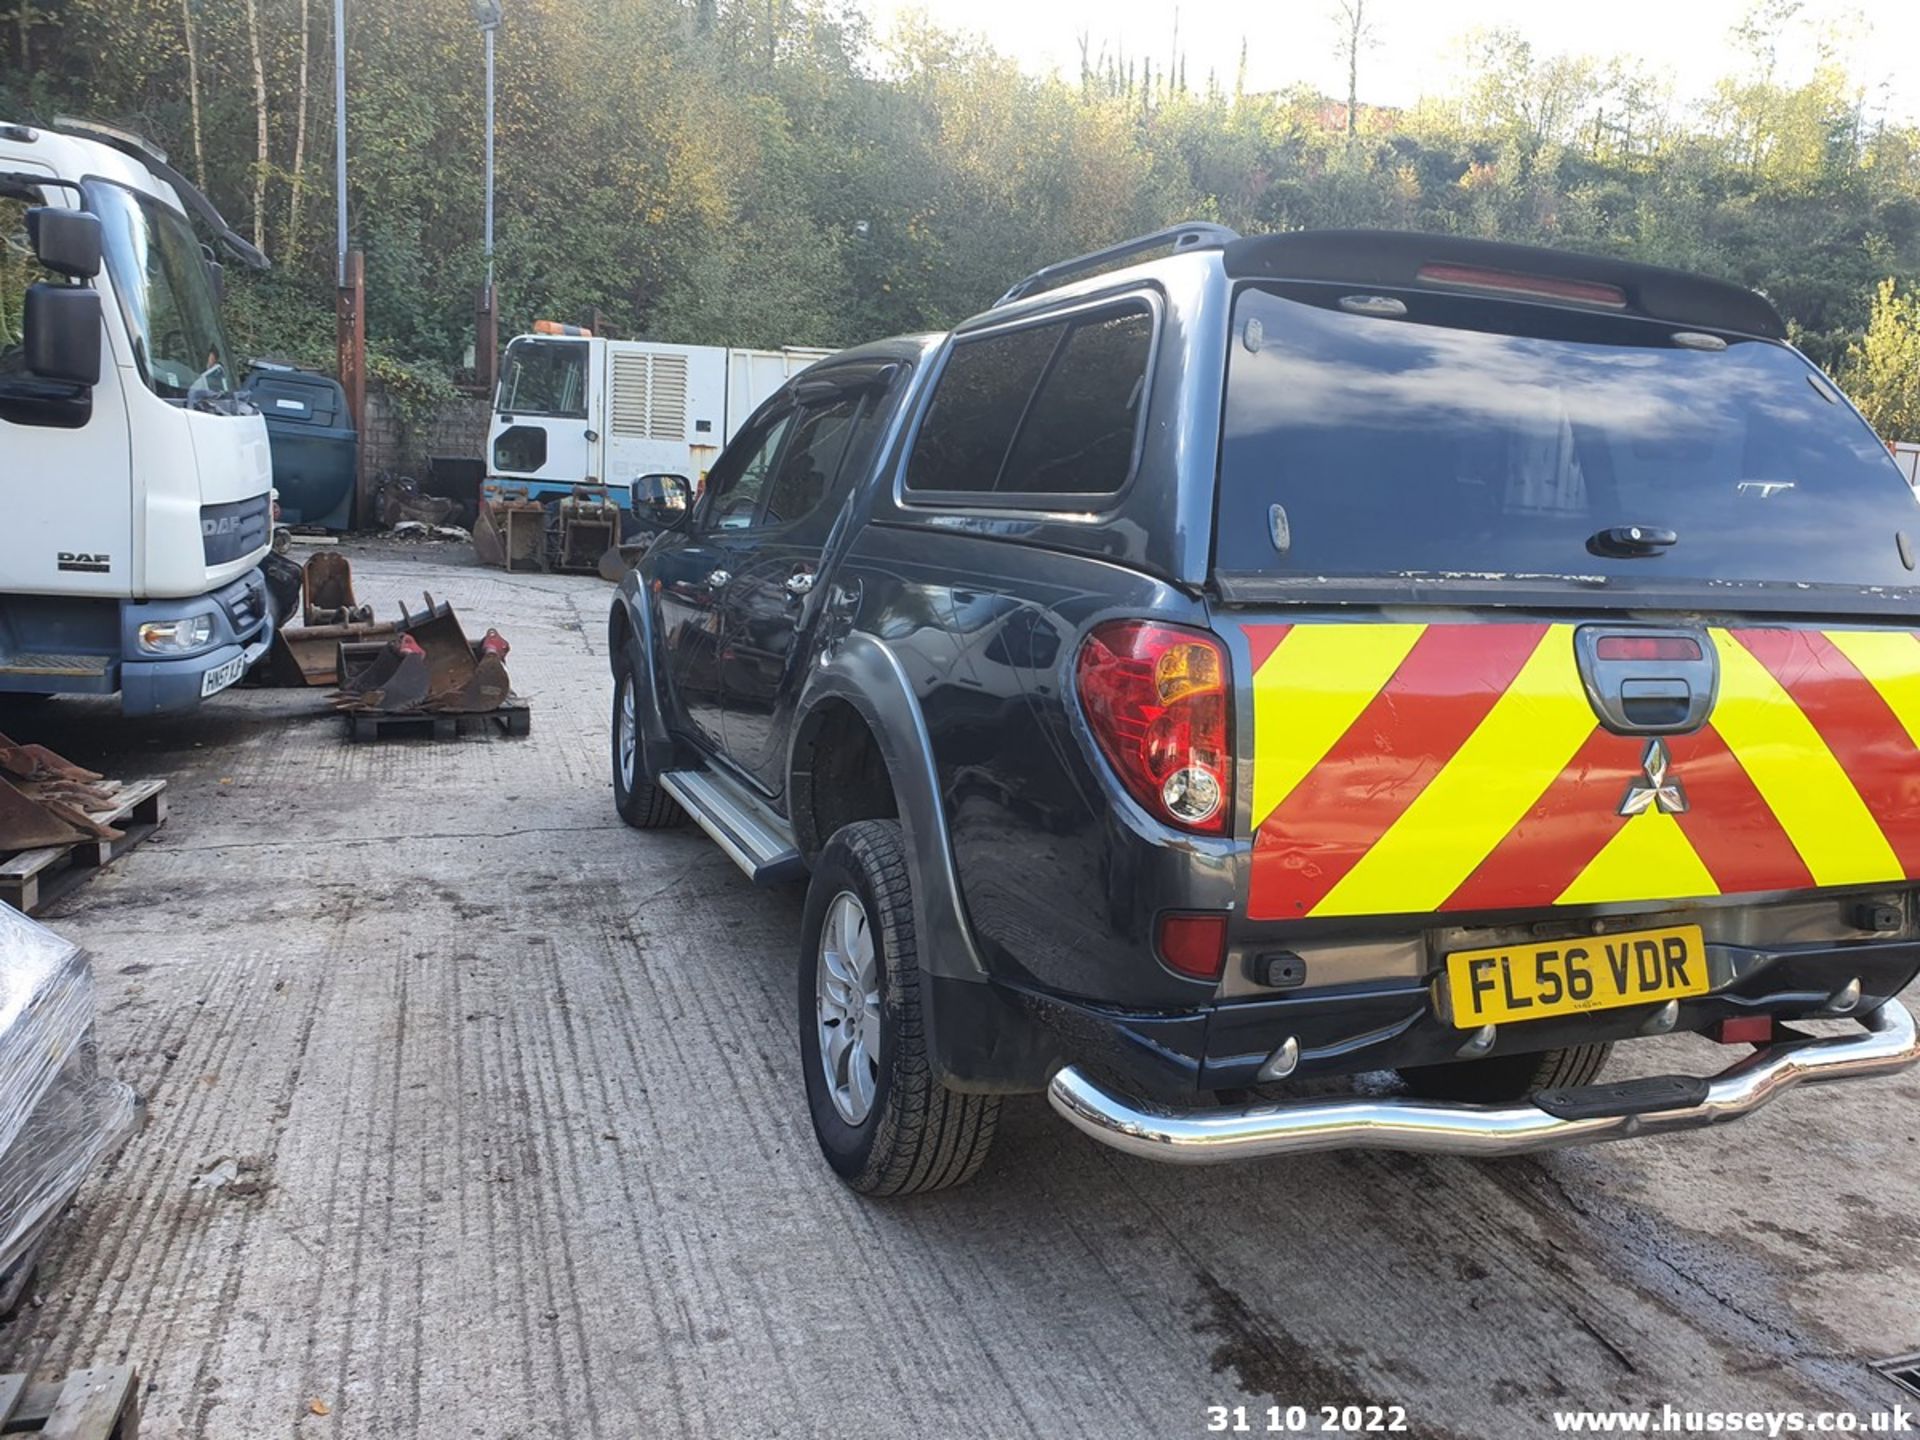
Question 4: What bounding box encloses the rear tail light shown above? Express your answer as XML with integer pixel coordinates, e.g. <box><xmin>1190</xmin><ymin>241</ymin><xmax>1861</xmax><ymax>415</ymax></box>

<box><xmin>1594</xmin><ymin>635</ymin><xmax>1703</xmax><ymax>662</ymax></box>
<box><xmin>1156</xmin><ymin>912</ymin><xmax>1229</xmax><ymax>981</ymax></box>
<box><xmin>1076</xmin><ymin>620</ymin><xmax>1232</xmax><ymax>834</ymax></box>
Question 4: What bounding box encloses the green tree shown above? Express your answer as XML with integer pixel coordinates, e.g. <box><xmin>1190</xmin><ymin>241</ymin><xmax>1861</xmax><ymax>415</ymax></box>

<box><xmin>1841</xmin><ymin>279</ymin><xmax>1920</xmax><ymax>441</ymax></box>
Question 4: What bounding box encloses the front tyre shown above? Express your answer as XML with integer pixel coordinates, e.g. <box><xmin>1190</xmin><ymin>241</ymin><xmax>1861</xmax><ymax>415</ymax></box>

<box><xmin>798</xmin><ymin>819</ymin><xmax>999</xmax><ymax>1195</ymax></box>
<box><xmin>610</xmin><ymin>641</ymin><xmax>684</xmax><ymax>829</ymax></box>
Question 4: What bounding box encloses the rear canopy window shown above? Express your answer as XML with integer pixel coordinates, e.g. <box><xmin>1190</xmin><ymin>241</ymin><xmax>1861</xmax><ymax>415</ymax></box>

<box><xmin>1217</xmin><ymin>284</ymin><xmax>1919</xmax><ymax>589</ymax></box>
<box><xmin>906</xmin><ymin>302</ymin><xmax>1153</xmax><ymax>499</ymax></box>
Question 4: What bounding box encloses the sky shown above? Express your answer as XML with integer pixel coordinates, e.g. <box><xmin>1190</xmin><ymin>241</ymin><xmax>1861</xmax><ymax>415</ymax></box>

<box><xmin>860</xmin><ymin>0</ymin><xmax>1915</xmax><ymax>124</ymax></box>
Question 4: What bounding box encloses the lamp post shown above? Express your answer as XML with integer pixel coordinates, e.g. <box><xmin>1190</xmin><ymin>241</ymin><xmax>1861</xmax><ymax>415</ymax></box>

<box><xmin>471</xmin><ymin>0</ymin><xmax>503</xmax><ymax>391</ymax></box>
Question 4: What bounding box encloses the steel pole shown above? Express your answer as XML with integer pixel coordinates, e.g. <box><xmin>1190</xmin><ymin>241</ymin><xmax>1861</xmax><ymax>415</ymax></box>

<box><xmin>333</xmin><ymin>0</ymin><xmax>347</xmax><ymax>287</ymax></box>
<box><xmin>483</xmin><ymin>25</ymin><xmax>495</xmax><ymax>283</ymax></box>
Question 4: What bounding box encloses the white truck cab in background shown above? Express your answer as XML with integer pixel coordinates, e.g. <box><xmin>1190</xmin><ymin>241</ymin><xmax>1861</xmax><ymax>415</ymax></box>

<box><xmin>1893</xmin><ymin>441</ymin><xmax>1920</xmax><ymax>489</ymax></box>
<box><xmin>486</xmin><ymin>330</ymin><xmax>831</xmax><ymax>508</ymax></box>
<box><xmin>0</xmin><ymin>119</ymin><xmax>273</xmax><ymax>714</ymax></box>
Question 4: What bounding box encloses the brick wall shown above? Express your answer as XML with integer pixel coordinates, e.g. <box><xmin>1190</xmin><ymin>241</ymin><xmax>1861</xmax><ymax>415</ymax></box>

<box><xmin>360</xmin><ymin>385</ymin><xmax>492</xmax><ymax>479</ymax></box>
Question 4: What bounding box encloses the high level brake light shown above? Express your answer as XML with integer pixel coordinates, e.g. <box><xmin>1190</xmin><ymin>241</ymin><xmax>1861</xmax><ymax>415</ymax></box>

<box><xmin>1417</xmin><ymin>262</ymin><xmax>1627</xmax><ymax>310</ymax></box>
<box><xmin>1076</xmin><ymin>620</ymin><xmax>1232</xmax><ymax>834</ymax></box>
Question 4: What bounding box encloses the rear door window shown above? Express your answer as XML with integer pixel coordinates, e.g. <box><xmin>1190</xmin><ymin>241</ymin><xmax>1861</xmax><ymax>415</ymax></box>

<box><xmin>1216</xmin><ymin>283</ymin><xmax>1920</xmax><ymax>591</ymax></box>
<box><xmin>905</xmin><ymin>299</ymin><xmax>1154</xmax><ymax>501</ymax></box>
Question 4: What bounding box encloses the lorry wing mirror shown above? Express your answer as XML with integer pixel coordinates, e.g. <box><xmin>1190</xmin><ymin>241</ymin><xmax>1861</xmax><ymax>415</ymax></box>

<box><xmin>205</xmin><ymin>256</ymin><xmax>226</xmax><ymax>304</ymax></box>
<box><xmin>635</xmin><ymin>473</ymin><xmax>691</xmax><ymax>527</ymax></box>
<box><xmin>24</xmin><ymin>284</ymin><xmax>103</xmax><ymax>386</ymax></box>
<box><xmin>27</xmin><ymin>207</ymin><xmax>102</xmax><ymax>279</ymax></box>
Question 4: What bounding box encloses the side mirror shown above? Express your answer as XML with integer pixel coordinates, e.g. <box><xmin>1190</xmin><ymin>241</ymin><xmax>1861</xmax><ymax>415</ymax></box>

<box><xmin>634</xmin><ymin>473</ymin><xmax>691</xmax><ymax>527</ymax></box>
<box><xmin>27</xmin><ymin>207</ymin><xmax>102</xmax><ymax>279</ymax></box>
<box><xmin>23</xmin><ymin>284</ymin><xmax>102</xmax><ymax>386</ymax></box>
<box><xmin>205</xmin><ymin>257</ymin><xmax>226</xmax><ymax>305</ymax></box>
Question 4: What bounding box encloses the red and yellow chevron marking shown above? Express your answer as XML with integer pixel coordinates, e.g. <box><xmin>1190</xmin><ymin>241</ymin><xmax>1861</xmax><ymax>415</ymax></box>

<box><xmin>1244</xmin><ymin>622</ymin><xmax>1920</xmax><ymax>920</ymax></box>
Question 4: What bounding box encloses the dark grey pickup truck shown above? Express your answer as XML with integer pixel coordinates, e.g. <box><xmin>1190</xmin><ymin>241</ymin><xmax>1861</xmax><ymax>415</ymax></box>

<box><xmin>610</xmin><ymin>223</ymin><xmax>1920</xmax><ymax>1194</ymax></box>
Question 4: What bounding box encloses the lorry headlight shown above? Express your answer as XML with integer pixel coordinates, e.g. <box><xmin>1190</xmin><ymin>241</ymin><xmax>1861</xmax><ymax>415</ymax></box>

<box><xmin>137</xmin><ymin>615</ymin><xmax>214</xmax><ymax>654</ymax></box>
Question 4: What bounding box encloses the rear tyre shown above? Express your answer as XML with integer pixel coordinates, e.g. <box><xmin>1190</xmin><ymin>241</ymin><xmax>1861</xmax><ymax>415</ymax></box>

<box><xmin>1397</xmin><ymin>1043</ymin><xmax>1612</xmax><ymax>1104</ymax></box>
<box><xmin>611</xmin><ymin>642</ymin><xmax>684</xmax><ymax>830</ymax></box>
<box><xmin>799</xmin><ymin>819</ymin><xmax>999</xmax><ymax>1195</ymax></box>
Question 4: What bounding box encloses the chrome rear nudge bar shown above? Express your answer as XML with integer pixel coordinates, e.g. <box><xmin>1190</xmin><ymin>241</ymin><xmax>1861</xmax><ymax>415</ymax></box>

<box><xmin>1046</xmin><ymin>1002</ymin><xmax>1920</xmax><ymax>1165</ymax></box>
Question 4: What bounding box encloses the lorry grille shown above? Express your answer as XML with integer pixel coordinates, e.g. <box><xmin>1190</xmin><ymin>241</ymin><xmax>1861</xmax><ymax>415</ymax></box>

<box><xmin>201</xmin><ymin>495</ymin><xmax>271</xmax><ymax>566</ymax></box>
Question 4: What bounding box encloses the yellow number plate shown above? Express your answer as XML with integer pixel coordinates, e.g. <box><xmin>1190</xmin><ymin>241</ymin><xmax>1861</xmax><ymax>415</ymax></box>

<box><xmin>1443</xmin><ymin>924</ymin><xmax>1708</xmax><ymax>1029</ymax></box>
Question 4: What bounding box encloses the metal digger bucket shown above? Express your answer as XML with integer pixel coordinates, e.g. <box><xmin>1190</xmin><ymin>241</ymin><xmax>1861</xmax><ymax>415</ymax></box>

<box><xmin>394</xmin><ymin>593</ymin><xmax>479</xmax><ymax>696</ymax></box>
<box><xmin>303</xmin><ymin>552</ymin><xmax>372</xmax><ymax>626</ymax></box>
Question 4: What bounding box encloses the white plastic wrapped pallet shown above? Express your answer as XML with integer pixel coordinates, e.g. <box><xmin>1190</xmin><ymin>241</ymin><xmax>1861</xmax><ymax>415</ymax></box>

<box><xmin>0</xmin><ymin>902</ymin><xmax>140</xmax><ymax>1284</ymax></box>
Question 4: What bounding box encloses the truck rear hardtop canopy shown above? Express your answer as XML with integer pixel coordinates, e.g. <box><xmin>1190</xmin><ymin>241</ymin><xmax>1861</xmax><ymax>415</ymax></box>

<box><xmin>1223</xmin><ymin>229</ymin><xmax>1785</xmax><ymax>340</ymax></box>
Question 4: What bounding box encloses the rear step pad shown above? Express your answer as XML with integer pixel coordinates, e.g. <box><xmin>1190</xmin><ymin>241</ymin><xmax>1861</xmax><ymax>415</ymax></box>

<box><xmin>658</xmin><ymin>770</ymin><xmax>806</xmax><ymax>885</ymax></box>
<box><xmin>1532</xmin><ymin>1074</ymin><xmax>1711</xmax><ymax>1121</ymax></box>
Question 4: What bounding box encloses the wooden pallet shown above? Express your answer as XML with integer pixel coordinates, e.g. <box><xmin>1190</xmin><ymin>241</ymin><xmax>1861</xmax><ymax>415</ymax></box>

<box><xmin>0</xmin><ymin>780</ymin><xmax>168</xmax><ymax>918</ymax></box>
<box><xmin>344</xmin><ymin>697</ymin><xmax>531</xmax><ymax>743</ymax></box>
<box><xmin>0</xmin><ymin>1366</ymin><xmax>139</xmax><ymax>1438</ymax></box>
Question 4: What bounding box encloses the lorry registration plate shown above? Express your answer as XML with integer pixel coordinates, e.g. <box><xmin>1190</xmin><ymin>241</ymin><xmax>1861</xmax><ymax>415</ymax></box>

<box><xmin>201</xmin><ymin>654</ymin><xmax>247</xmax><ymax>697</ymax></box>
<box><xmin>1443</xmin><ymin>924</ymin><xmax>1707</xmax><ymax>1028</ymax></box>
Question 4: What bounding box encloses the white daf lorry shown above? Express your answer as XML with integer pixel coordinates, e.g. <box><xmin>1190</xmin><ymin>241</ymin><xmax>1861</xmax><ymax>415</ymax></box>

<box><xmin>486</xmin><ymin>330</ymin><xmax>832</xmax><ymax>508</ymax></box>
<box><xmin>0</xmin><ymin>118</ymin><xmax>273</xmax><ymax>715</ymax></box>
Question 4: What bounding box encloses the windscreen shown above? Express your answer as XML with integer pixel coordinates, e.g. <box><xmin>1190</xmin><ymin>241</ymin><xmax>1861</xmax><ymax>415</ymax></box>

<box><xmin>1216</xmin><ymin>283</ymin><xmax>1918</xmax><ymax>590</ymax></box>
<box><xmin>86</xmin><ymin>179</ymin><xmax>234</xmax><ymax>401</ymax></box>
<box><xmin>498</xmin><ymin>337</ymin><xmax>587</xmax><ymax>418</ymax></box>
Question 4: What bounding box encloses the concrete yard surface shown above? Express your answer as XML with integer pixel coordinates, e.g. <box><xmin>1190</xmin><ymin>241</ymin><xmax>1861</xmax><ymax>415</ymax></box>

<box><xmin>1</xmin><ymin>541</ymin><xmax>1917</xmax><ymax>1439</ymax></box>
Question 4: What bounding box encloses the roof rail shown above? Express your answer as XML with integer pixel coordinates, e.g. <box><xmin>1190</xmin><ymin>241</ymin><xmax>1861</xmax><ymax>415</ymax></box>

<box><xmin>994</xmin><ymin>221</ymin><xmax>1240</xmax><ymax>308</ymax></box>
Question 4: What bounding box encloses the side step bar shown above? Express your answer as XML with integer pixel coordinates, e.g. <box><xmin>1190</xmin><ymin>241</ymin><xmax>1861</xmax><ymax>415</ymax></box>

<box><xmin>1047</xmin><ymin>1001</ymin><xmax>1920</xmax><ymax>1165</ymax></box>
<box><xmin>659</xmin><ymin>769</ymin><xmax>807</xmax><ymax>885</ymax></box>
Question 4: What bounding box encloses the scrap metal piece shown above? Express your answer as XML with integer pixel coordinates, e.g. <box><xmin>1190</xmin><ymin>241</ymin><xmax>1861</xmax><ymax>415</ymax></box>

<box><xmin>0</xmin><ymin>733</ymin><xmax>103</xmax><ymax>785</ymax></box>
<box><xmin>19</xmin><ymin>789</ymin><xmax>123</xmax><ymax>842</ymax></box>
<box><xmin>302</xmin><ymin>551</ymin><xmax>373</xmax><ymax>626</ymax></box>
<box><xmin>0</xmin><ymin>777</ymin><xmax>89</xmax><ymax>851</ymax></box>
<box><xmin>427</xmin><ymin>629</ymin><xmax>512</xmax><ymax>713</ymax></box>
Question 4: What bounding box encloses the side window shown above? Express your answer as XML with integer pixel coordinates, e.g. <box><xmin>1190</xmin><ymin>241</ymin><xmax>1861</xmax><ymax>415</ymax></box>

<box><xmin>702</xmin><ymin>410</ymin><xmax>792</xmax><ymax>531</ymax></box>
<box><xmin>904</xmin><ymin>300</ymin><xmax>1154</xmax><ymax>501</ymax></box>
<box><xmin>761</xmin><ymin>394</ymin><xmax>864</xmax><ymax>528</ymax></box>
<box><xmin>0</xmin><ymin>194</ymin><xmax>58</xmax><ymax>380</ymax></box>
<box><xmin>903</xmin><ymin>321</ymin><xmax>1064</xmax><ymax>493</ymax></box>
<box><xmin>998</xmin><ymin>308</ymin><xmax>1153</xmax><ymax>495</ymax></box>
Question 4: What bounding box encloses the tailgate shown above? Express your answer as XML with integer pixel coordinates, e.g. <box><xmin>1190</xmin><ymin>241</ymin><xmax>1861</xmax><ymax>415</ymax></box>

<box><xmin>1238</xmin><ymin>619</ymin><xmax>1920</xmax><ymax>922</ymax></box>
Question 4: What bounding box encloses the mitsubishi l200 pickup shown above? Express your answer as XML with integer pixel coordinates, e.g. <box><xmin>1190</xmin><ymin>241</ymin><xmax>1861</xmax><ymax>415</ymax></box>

<box><xmin>609</xmin><ymin>224</ymin><xmax>1920</xmax><ymax>1193</ymax></box>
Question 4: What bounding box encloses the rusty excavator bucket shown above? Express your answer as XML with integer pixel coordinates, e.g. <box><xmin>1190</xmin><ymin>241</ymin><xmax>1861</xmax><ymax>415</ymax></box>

<box><xmin>303</xmin><ymin>552</ymin><xmax>373</xmax><ymax>626</ymax></box>
<box><xmin>265</xmin><ymin>619</ymin><xmax>399</xmax><ymax>687</ymax></box>
<box><xmin>0</xmin><ymin>732</ymin><xmax>122</xmax><ymax>849</ymax></box>
<box><xmin>332</xmin><ymin>633</ymin><xmax>433</xmax><ymax>714</ymax></box>
<box><xmin>427</xmin><ymin>629</ymin><xmax>512</xmax><ymax>713</ymax></box>
<box><xmin>393</xmin><ymin>593</ymin><xmax>480</xmax><ymax>696</ymax></box>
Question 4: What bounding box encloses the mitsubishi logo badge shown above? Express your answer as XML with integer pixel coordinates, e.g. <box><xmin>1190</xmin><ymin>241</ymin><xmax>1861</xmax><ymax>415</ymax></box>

<box><xmin>1620</xmin><ymin>739</ymin><xmax>1688</xmax><ymax>817</ymax></box>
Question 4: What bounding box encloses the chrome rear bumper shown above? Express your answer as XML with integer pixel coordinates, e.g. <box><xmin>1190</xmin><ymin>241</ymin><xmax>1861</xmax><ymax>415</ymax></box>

<box><xmin>1046</xmin><ymin>1001</ymin><xmax>1920</xmax><ymax>1165</ymax></box>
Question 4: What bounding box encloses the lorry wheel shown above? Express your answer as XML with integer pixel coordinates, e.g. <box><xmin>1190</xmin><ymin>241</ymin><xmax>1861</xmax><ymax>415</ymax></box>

<box><xmin>798</xmin><ymin>819</ymin><xmax>999</xmax><ymax>1195</ymax></box>
<box><xmin>1398</xmin><ymin>1043</ymin><xmax>1612</xmax><ymax>1104</ymax></box>
<box><xmin>611</xmin><ymin>645</ymin><xmax>684</xmax><ymax>829</ymax></box>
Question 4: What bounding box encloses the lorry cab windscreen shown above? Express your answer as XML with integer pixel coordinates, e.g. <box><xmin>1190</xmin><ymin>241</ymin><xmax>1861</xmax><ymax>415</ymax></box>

<box><xmin>1216</xmin><ymin>281</ymin><xmax>1915</xmax><ymax>590</ymax></box>
<box><xmin>85</xmin><ymin>179</ymin><xmax>234</xmax><ymax>404</ymax></box>
<box><xmin>497</xmin><ymin>337</ymin><xmax>587</xmax><ymax>419</ymax></box>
